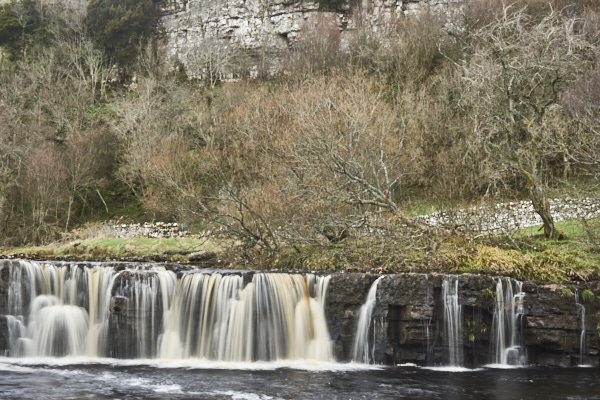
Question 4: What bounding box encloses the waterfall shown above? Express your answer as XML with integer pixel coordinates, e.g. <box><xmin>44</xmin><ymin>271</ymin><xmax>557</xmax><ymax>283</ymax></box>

<box><xmin>3</xmin><ymin>261</ymin><xmax>332</xmax><ymax>362</ymax></box>
<box><xmin>442</xmin><ymin>276</ymin><xmax>463</xmax><ymax>367</ymax></box>
<box><xmin>5</xmin><ymin>261</ymin><xmax>115</xmax><ymax>357</ymax></box>
<box><xmin>490</xmin><ymin>278</ymin><xmax>526</xmax><ymax>366</ymax></box>
<box><xmin>423</xmin><ymin>275</ymin><xmax>434</xmax><ymax>365</ymax></box>
<box><xmin>575</xmin><ymin>289</ymin><xmax>588</xmax><ymax>366</ymax></box>
<box><xmin>158</xmin><ymin>272</ymin><xmax>332</xmax><ymax>361</ymax></box>
<box><xmin>351</xmin><ymin>276</ymin><xmax>383</xmax><ymax>364</ymax></box>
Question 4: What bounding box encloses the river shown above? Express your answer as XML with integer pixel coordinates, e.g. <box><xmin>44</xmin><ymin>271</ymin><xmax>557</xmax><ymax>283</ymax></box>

<box><xmin>1</xmin><ymin>260</ymin><xmax>598</xmax><ymax>398</ymax></box>
<box><xmin>0</xmin><ymin>359</ymin><xmax>598</xmax><ymax>399</ymax></box>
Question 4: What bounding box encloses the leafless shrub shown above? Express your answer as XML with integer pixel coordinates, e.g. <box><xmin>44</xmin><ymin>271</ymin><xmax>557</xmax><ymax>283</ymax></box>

<box><xmin>281</xmin><ymin>13</ymin><xmax>344</xmax><ymax>76</ymax></box>
<box><xmin>284</xmin><ymin>72</ymin><xmax>419</xmax><ymax>215</ymax></box>
<box><xmin>563</xmin><ymin>64</ymin><xmax>600</xmax><ymax>127</ymax></box>
<box><xmin>346</xmin><ymin>9</ymin><xmax>454</xmax><ymax>87</ymax></box>
<box><xmin>19</xmin><ymin>145</ymin><xmax>68</xmax><ymax>243</ymax></box>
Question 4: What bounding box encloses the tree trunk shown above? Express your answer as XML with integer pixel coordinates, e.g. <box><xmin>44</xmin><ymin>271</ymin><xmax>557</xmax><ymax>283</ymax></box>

<box><xmin>65</xmin><ymin>195</ymin><xmax>73</xmax><ymax>232</ymax></box>
<box><xmin>528</xmin><ymin>182</ymin><xmax>562</xmax><ymax>240</ymax></box>
<box><xmin>519</xmin><ymin>153</ymin><xmax>563</xmax><ymax>240</ymax></box>
<box><xmin>0</xmin><ymin>195</ymin><xmax>5</xmax><ymax>235</ymax></box>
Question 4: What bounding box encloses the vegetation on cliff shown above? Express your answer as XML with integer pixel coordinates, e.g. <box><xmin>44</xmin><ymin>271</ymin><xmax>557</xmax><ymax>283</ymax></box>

<box><xmin>0</xmin><ymin>0</ymin><xmax>599</xmax><ymax>280</ymax></box>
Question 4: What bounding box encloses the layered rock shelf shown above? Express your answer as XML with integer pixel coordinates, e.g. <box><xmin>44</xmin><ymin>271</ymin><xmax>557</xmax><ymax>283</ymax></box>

<box><xmin>327</xmin><ymin>272</ymin><xmax>600</xmax><ymax>366</ymax></box>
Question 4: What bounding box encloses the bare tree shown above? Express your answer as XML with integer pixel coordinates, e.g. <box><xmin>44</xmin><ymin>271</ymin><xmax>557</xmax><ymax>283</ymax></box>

<box><xmin>19</xmin><ymin>145</ymin><xmax>68</xmax><ymax>243</ymax></box>
<box><xmin>282</xmin><ymin>13</ymin><xmax>343</xmax><ymax>76</ymax></box>
<box><xmin>280</xmin><ymin>72</ymin><xmax>420</xmax><ymax>234</ymax></box>
<box><xmin>460</xmin><ymin>6</ymin><xmax>597</xmax><ymax>239</ymax></box>
<box><xmin>58</xmin><ymin>35</ymin><xmax>112</xmax><ymax>103</ymax></box>
<box><xmin>185</xmin><ymin>36</ymin><xmax>237</xmax><ymax>88</ymax></box>
<box><xmin>0</xmin><ymin>63</ymin><xmax>39</xmax><ymax>237</ymax></box>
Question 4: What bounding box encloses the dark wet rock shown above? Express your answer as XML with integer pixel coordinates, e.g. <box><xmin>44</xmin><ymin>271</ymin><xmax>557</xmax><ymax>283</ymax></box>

<box><xmin>0</xmin><ymin>315</ymin><xmax>8</xmax><ymax>354</ymax></box>
<box><xmin>111</xmin><ymin>296</ymin><xmax>129</xmax><ymax>313</ymax></box>
<box><xmin>187</xmin><ymin>250</ymin><xmax>217</xmax><ymax>262</ymax></box>
<box><xmin>324</xmin><ymin>272</ymin><xmax>600</xmax><ymax>367</ymax></box>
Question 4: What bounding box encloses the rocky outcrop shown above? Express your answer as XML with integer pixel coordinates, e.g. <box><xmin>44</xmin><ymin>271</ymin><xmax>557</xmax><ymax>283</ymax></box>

<box><xmin>159</xmin><ymin>0</ymin><xmax>459</xmax><ymax>77</ymax></box>
<box><xmin>522</xmin><ymin>281</ymin><xmax>600</xmax><ymax>366</ymax></box>
<box><xmin>325</xmin><ymin>272</ymin><xmax>600</xmax><ymax>367</ymax></box>
<box><xmin>0</xmin><ymin>315</ymin><xmax>8</xmax><ymax>355</ymax></box>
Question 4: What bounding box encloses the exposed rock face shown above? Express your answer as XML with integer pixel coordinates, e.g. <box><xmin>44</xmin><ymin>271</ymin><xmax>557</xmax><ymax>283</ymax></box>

<box><xmin>159</xmin><ymin>0</ymin><xmax>458</xmax><ymax>77</ymax></box>
<box><xmin>522</xmin><ymin>281</ymin><xmax>600</xmax><ymax>366</ymax></box>
<box><xmin>0</xmin><ymin>316</ymin><xmax>8</xmax><ymax>355</ymax></box>
<box><xmin>325</xmin><ymin>273</ymin><xmax>600</xmax><ymax>367</ymax></box>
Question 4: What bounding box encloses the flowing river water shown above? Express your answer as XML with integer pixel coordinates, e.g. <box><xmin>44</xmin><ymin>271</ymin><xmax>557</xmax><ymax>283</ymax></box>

<box><xmin>1</xmin><ymin>260</ymin><xmax>598</xmax><ymax>398</ymax></box>
<box><xmin>0</xmin><ymin>359</ymin><xmax>599</xmax><ymax>399</ymax></box>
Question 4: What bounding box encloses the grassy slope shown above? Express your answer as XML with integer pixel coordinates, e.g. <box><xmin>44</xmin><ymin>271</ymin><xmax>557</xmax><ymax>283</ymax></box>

<box><xmin>270</xmin><ymin>219</ymin><xmax>600</xmax><ymax>281</ymax></box>
<box><xmin>1</xmin><ymin>237</ymin><xmax>223</xmax><ymax>263</ymax></box>
<box><xmin>1</xmin><ymin>219</ymin><xmax>599</xmax><ymax>282</ymax></box>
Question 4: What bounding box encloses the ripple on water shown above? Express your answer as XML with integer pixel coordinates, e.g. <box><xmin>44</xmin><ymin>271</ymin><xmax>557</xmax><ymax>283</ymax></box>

<box><xmin>213</xmin><ymin>391</ymin><xmax>280</xmax><ymax>400</ymax></box>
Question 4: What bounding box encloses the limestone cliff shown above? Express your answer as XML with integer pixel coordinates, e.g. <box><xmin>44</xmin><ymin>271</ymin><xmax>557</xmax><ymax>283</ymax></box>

<box><xmin>159</xmin><ymin>0</ymin><xmax>458</xmax><ymax>77</ymax></box>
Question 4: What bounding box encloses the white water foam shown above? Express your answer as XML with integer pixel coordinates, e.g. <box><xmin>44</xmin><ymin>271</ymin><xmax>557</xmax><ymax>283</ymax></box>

<box><xmin>0</xmin><ymin>361</ymin><xmax>89</xmax><ymax>377</ymax></box>
<box><xmin>152</xmin><ymin>384</ymin><xmax>183</xmax><ymax>394</ymax></box>
<box><xmin>484</xmin><ymin>363</ymin><xmax>527</xmax><ymax>369</ymax></box>
<box><xmin>214</xmin><ymin>391</ymin><xmax>279</xmax><ymax>400</ymax></box>
<box><xmin>0</xmin><ymin>356</ymin><xmax>382</xmax><ymax>372</ymax></box>
<box><xmin>422</xmin><ymin>366</ymin><xmax>482</xmax><ymax>372</ymax></box>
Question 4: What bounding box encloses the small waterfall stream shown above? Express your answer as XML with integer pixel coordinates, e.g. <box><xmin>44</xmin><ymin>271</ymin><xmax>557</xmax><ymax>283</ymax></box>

<box><xmin>424</xmin><ymin>275</ymin><xmax>434</xmax><ymax>365</ymax></box>
<box><xmin>491</xmin><ymin>278</ymin><xmax>526</xmax><ymax>366</ymax></box>
<box><xmin>574</xmin><ymin>289</ymin><xmax>588</xmax><ymax>366</ymax></box>
<box><xmin>351</xmin><ymin>276</ymin><xmax>383</xmax><ymax>364</ymax></box>
<box><xmin>3</xmin><ymin>260</ymin><xmax>333</xmax><ymax>362</ymax></box>
<box><xmin>442</xmin><ymin>276</ymin><xmax>463</xmax><ymax>367</ymax></box>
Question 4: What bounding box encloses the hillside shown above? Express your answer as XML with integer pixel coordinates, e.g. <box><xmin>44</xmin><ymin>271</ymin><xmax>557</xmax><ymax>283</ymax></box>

<box><xmin>0</xmin><ymin>0</ymin><xmax>599</xmax><ymax>275</ymax></box>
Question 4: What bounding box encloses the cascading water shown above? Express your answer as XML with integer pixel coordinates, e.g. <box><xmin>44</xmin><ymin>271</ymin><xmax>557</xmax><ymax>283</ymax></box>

<box><xmin>574</xmin><ymin>289</ymin><xmax>588</xmax><ymax>366</ymax></box>
<box><xmin>158</xmin><ymin>272</ymin><xmax>332</xmax><ymax>361</ymax></box>
<box><xmin>351</xmin><ymin>276</ymin><xmax>383</xmax><ymax>364</ymax></box>
<box><xmin>423</xmin><ymin>275</ymin><xmax>435</xmax><ymax>365</ymax></box>
<box><xmin>2</xmin><ymin>260</ymin><xmax>332</xmax><ymax>362</ymax></box>
<box><xmin>442</xmin><ymin>276</ymin><xmax>463</xmax><ymax>367</ymax></box>
<box><xmin>6</xmin><ymin>261</ymin><xmax>119</xmax><ymax>357</ymax></box>
<box><xmin>490</xmin><ymin>278</ymin><xmax>526</xmax><ymax>366</ymax></box>
<box><xmin>108</xmin><ymin>268</ymin><xmax>172</xmax><ymax>358</ymax></box>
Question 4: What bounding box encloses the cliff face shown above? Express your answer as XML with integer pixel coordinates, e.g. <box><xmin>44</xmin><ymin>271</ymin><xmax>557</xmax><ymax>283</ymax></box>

<box><xmin>159</xmin><ymin>0</ymin><xmax>455</xmax><ymax>76</ymax></box>
<box><xmin>326</xmin><ymin>273</ymin><xmax>600</xmax><ymax>367</ymax></box>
